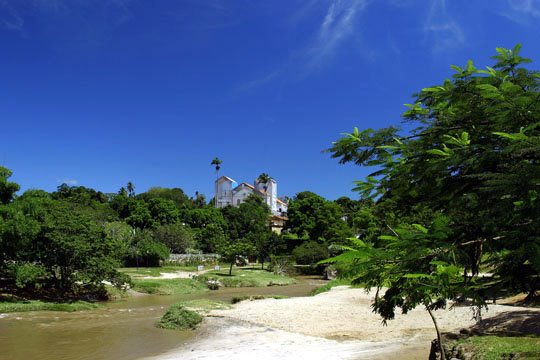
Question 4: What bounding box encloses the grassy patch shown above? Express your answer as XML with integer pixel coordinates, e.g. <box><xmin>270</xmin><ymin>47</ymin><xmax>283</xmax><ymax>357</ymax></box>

<box><xmin>174</xmin><ymin>299</ymin><xmax>231</xmax><ymax>312</ymax></box>
<box><xmin>118</xmin><ymin>266</ymin><xmax>198</xmax><ymax>278</ymax></box>
<box><xmin>156</xmin><ymin>303</ymin><xmax>203</xmax><ymax>330</ymax></box>
<box><xmin>310</xmin><ymin>278</ymin><xmax>361</xmax><ymax>296</ymax></box>
<box><xmin>455</xmin><ymin>336</ymin><xmax>540</xmax><ymax>359</ymax></box>
<box><xmin>231</xmin><ymin>295</ymin><xmax>289</xmax><ymax>304</ymax></box>
<box><xmin>0</xmin><ymin>297</ymin><xmax>99</xmax><ymax>313</ymax></box>
<box><xmin>196</xmin><ymin>268</ymin><xmax>296</xmax><ymax>288</ymax></box>
<box><xmin>131</xmin><ymin>278</ymin><xmax>207</xmax><ymax>295</ymax></box>
<box><xmin>157</xmin><ymin>299</ymin><xmax>229</xmax><ymax>330</ymax></box>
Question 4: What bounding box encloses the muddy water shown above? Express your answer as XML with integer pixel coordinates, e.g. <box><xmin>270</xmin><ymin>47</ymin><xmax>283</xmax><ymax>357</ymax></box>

<box><xmin>0</xmin><ymin>277</ymin><xmax>325</xmax><ymax>360</ymax></box>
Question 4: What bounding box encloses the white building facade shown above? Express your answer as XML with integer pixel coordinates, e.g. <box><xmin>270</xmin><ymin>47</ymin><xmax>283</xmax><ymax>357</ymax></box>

<box><xmin>215</xmin><ymin>176</ymin><xmax>288</xmax><ymax>216</ymax></box>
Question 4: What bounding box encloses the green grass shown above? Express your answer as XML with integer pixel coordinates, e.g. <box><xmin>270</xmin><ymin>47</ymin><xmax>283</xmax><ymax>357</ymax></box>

<box><xmin>0</xmin><ymin>298</ymin><xmax>99</xmax><ymax>313</ymax></box>
<box><xmin>156</xmin><ymin>299</ymin><xmax>228</xmax><ymax>330</ymax></box>
<box><xmin>156</xmin><ymin>303</ymin><xmax>203</xmax><ymax>330</ymax></box>
<box><xmin>173</xmin><ymin>299</ymin><xmax>231</xmax><ymax>311</ymax></box>
<box><xmin>310</xmin><ymin>278</ymin><xmax>360</xmax><ymax>296</ymax></box>
<box><xmin>118</xmin><ymin>266</ymin><xmax>198</xmax><ymax>278</ymax></box>
<box><xmin>196</xmin><ymin>268</ymin><xmax>296</xmax><ymax>288</ymax></box>
<box><xmin>131</xmin><ymin>278</ymin><xmax>207</xmax><ymax>295</ymax></box>
<box><xmin>455</xmin><ymin>336</ymin><xmax>540</xmax><ymax>359</ymax></box>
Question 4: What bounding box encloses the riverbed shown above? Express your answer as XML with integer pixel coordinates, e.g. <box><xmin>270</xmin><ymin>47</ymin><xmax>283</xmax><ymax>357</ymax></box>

<box><xmin>0</xmin><ymin>276</ymin><xmax>326</xmax><ymax>360</ymax></box>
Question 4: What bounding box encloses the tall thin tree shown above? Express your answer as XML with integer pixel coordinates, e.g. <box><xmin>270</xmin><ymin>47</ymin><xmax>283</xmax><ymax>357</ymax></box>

<box><xmin>211</xmin><ymin>157</ymin><xmax>223</xmax><ymax>207</ymax></box>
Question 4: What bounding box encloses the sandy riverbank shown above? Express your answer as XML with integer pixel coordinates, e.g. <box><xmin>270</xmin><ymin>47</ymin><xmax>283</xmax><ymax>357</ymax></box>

<box><xmin>146</xmin><ymin>286</ymin><xmax>540</xmax><ymax>360</ymax></box>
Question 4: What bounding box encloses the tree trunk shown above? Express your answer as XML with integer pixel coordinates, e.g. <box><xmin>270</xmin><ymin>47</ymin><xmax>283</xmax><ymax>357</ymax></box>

<box><xmin>229</xmin><ymin>262</ymin><xmax>234</xmax><ymax>276</ymax></box>
<box><xmin>261</xmin><ymin>258</ymin><xmax>264</xmax><ymax>270</ymax></box>
<box><xmin>427</xmin><ymin>307</ymin><xmax>445</xmax><ymax>360</ymax></box>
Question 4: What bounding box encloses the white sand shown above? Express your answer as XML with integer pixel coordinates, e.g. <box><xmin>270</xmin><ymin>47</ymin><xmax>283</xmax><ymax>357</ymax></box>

<box><xmin>147</xmin><ymin>286</ymin><xmax>540</xmax><ymax>360</ymax></box>
<box><xmin>149</xmin><ymin>318</ymin><xmax>403</xmax><ymax>360</ymax></box>
<box><xmin>142</xmin><ymin>270</ymin><xmax>210</xmax><ymax>280</ymax></box>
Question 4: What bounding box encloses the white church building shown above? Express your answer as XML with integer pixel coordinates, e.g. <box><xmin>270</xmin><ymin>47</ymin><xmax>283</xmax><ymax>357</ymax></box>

<box><xmin>214</xmin><ymin>176</ymin><xmax>288</xmax><ymax>216</ymax></box>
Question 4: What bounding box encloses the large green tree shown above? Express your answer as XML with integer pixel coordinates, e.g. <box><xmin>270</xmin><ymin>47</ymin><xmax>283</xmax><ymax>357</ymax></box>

<box><xmin>327</xmin><ymin>45</ymin><xmax>540</xmax><ymax>359</ymax></box>
<box><xmin>152</xmin><ymin>223</ymin><xmax>194</xmax><ymax>253</ymax></box>
<box><xmin>285</xmin><ymin>191</ymin><xmax>353</xmax><ymax>244</ymax></box>
<box><xmin>137</xmin><ymin>187</ymin><xmax>191</xmax><ymax>208</ymax></box>
<box><xmin>0</xmin><ymin>166</ymin><xmax>20</xmax><ymax>204</ymax></box>
<box><xmin>1</xmin><ymin>190</ymin><xmax>128</xmax><ymax>298</ymax></box>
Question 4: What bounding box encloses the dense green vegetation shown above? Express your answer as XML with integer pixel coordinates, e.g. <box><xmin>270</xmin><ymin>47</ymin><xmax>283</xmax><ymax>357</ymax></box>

<box><xmin>325</xmin><ymin>45</ymin><xmax>540</xmax><ymax>358</ymax></box>
<box><xmin>1</xmin><ymin>161</ymin><xmax>355</xmax><ymax>303</ymax></box>
<box><xmin>156</xmin><ymin>303</ymin><xmax>203</xmax><ymax>330</ymax></box>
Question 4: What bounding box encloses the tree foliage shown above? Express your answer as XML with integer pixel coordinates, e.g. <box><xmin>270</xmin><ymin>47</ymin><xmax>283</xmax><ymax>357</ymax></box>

<box><xmin>0</xmin><ymin>166</ymin><xmax>20</xmax><ymax>205</ymax></box>
<box><xmin>285</xmin><ymin>191</ymin><xmax>353</xmax><ymax>244</ymax></box>
<box><xmin>327</xmin><ymin>45</ymin><xmax>540</xmax><ymax>358</ymax></box>
<box><xmin>1</xmin><ymin>190</ymin><xmax>128</xmax><ymax>298</ymax></box>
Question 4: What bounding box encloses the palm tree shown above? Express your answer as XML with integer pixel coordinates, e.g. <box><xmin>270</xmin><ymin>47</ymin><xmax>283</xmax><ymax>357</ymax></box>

<box><xmin>211</xmin><ymin>157</ymin><xmax>223</xmax><ymax>207</ymax></box>
<box><xmin>257</xmin><ymin>173</ymin><xmax>271</xmax><ymax>191</ymax></box>
<box><xmin>211</xmin><ymin>157</ymin><xmax>222</xmax><ymax>174</ymax></box>
<box><xmin>127</xmin><ymin>181</ymin><xmax>135</xmax><ymax>197</ymax></box>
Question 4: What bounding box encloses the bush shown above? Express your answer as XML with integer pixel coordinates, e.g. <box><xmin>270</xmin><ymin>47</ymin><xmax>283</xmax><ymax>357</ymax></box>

<box><xmin>125</xmin><ymin>230</ymin><xmax>170</xmax><ymax>267</ymax></box>
<box><xmin>269</xmin><ymin>255</ymin><xmax>294</xmax><ymax>275</ymax></box>
<box><xmin>8</xmin><ymin>262</ymin><xmax>47</xmax><ymax>289</ymax></box>
<box><xmin>292</xmin><ymin>241</ymin><xmax>329</xmax><ymax>265</ymax></box>
<box><xmin>156</xmin><ymin>303</ymin><xmax>202</xmax><ymax>330</ymax></box>
<box><xmin>152</xmin><ymin>224</ymin><xmax>193</xmax><ymax>253</ymax></box>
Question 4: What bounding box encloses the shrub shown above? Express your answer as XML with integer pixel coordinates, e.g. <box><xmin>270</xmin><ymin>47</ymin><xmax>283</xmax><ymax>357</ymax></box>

<box><xmin>269</xmin><ymin>255</ymin><xmax>294</xmax><ymax>275</ymax></box>
<box><xmin>157</xmin><ymin>304</ymin><xmax>203</xmax><ymax>330</ymax></box>
<box><xmin>125</xmin><ymin>230</ymin><xmax>170</xmax><ymax>267</ymax></box>
<box><xmin>8</xmin><ymin>262</ymin><xmax>47</xmax><ymax>289</ymax></box>
<box><xmin>152</xmin><ymin>224</ymin><xmax>193</xmax><ymax>253</ymax></box>
<box><xmin>292</xmin><ymin>241</ymin><xmax>329</xmax><ymax>265</ymax></box>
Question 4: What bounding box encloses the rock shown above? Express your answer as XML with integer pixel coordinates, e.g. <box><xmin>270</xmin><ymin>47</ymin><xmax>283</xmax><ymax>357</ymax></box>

<box><xmin>323</xmin><ymin>266</ymin><xmax>337</xmax><ymax>280</ymax></box>
<box><xmin>206</xmin><ymin>280</ymin><xmax>221</xmax><ymax>290</ymax></box>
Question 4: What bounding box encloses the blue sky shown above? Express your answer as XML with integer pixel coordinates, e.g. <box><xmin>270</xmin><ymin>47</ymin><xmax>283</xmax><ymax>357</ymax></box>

<box><xmin>1</xmin><ymin>0</ymin><xmax>539</xmax><ymax>200</ymax></box>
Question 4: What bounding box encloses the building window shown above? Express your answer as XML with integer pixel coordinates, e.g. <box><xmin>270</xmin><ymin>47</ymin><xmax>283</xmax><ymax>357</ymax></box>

<box><xmin>237</xmin><ymin>199</ymin><xmax>241</xmax><ymax>205</ymax></box>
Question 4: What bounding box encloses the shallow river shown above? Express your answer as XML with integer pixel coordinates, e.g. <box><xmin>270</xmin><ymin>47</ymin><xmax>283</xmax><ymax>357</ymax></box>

<box><xmin>0</xmin><ymin>276</ymin><xmax>325</xmax><ymax>360</ymax></box>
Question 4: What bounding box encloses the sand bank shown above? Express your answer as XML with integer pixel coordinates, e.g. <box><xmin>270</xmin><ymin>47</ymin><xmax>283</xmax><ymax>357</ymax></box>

<box><xmin>147</xmin><ymin>286</ymin><xmax>539</xmax><ymax>359</ymax></box>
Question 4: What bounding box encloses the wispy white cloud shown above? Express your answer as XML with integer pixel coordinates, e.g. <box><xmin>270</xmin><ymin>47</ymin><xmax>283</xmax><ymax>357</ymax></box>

<box><xmin>501</xmin><ymin>0</ymin><xmax>540</xmax><ymax>25</ymax></box>
<box><xmin>306</xmin><ymin>0</ymin><xmax>368</xmax><ymax>70</ymax></box>
<box><xmin>234</xmin><ymin>0</ymin><xmax>370</xmax><ymax>94</ymax></box>
<box><xmin>0</xmin><ymin>2</ymin><xmax>24</xmax><ymax>33</ymax></box>
<box><xmin>424</xmin><ymin>0</ymin><xmax>465</xmax><ymax>52</ymax></box>
<box><xmin>234</xmin><ymin>67</ymin><xmax>284</xmax><ymax>94</ymax></box>
<box><xmin>0</xmin><ymin>0</ymin><xmax>134</xmax><ymax>35</ymax></box>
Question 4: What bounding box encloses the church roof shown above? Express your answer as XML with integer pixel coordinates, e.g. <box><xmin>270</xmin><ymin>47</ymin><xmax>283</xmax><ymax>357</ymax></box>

<box><xmin>216</xmin><ymin>175</ymin><xmax>236</xmax><ymax>183</ymax></box>
<box><xmin>234</xmin><ymin>182</ymin><xmax>266</xmax><ymax>195</ymax></box>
